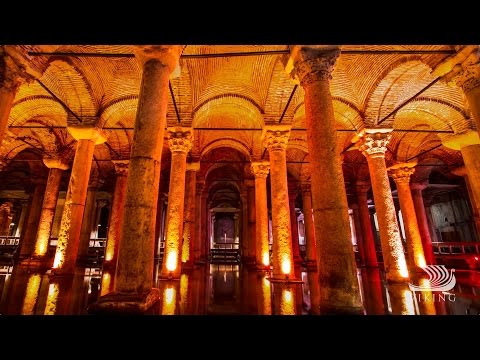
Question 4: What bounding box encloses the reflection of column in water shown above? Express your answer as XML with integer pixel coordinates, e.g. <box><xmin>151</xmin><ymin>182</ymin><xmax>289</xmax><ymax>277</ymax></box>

<box><xmin>273</xmin><ymin>283</ymin><xmax>296</xmax><ymax>315</ymax></box>
<box><xmin>21</xmin><ymin>273</ymin><xmax>42</xmax><ymax>315</ymax></box>
<box><xmin>179</xmin><ymin>273</ymin><xmax>189</xmax><ymax>314</ymax></box>
<box><xmin>256</xmin><ymin>274</ymin><xmax>272</xmax><ymax>315</ymax></box>
<box><xmin>295</xmin><ymin>266</ymin><xmax>303</xmax><ymax>315</ymax></box>
<box><xmin>100</xmin><ymin>269</ymin><xmax>115</xmax><ymax>297</ymax></box>
<box><xmin>411</xmin><ymin>276</ymin><xmax>436</xmax><ymax>315</ymax></box>
<box><xmin>307</xmin><ymin>271</ymin><xmax>320</xmax><ymax>315</ymax></box>
<box><xmin>387</xmin><ymin>284</ymin><xmax>416</xmax><ymax>315</ymax></box>
<box><xmin>44</xmin><ymin>282</ymin><xmax>59</xmax><ymax>315</ymax></box>
<box><xmin>360</xmin><ymin>268</ymin><xmax>386</xmax><ymax>315</ymax></box>
<box><xmin>44</xmin><ymin>275</ymin><xmax>77</xmax><ymax>315</ymax></box>
<box><xmin>161</xmin><ymin>283</ymin><xmax>177</xmax><ymax>315</ymax></box>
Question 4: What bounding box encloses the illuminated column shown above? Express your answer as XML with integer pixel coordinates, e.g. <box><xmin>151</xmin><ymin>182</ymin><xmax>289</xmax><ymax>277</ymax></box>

<box><xmin>263</xmin><ymin>125</ymin><xmax>294</xmax><ymax>278</ymax></box>
<box><xmin>290</xmin><ymin>46</ymin><xmax>363</xmax><ymax>313</ymax></box>
<box><xmin>350</xmin><ymin>203</ymin><xmax>365</xmax><ymax>265</ymax></box>
<box><xmin>52</xmin><ymin>125</ymin><xmax>107</xmax><ymax>274</ymax></box>
<box><xmin>161</xmin><ymin>127</ymin><xmax>193</xmax><ymax>279</ymax></box>
<box><xmin>103</xmin><ymin>160</ymin><xmax>129</xmax><ymax>269</ymax></box>
<box><xmin>19</xmin><ymin>179</ymin><xmax>46</xmax><ymax>258</ymax></box>
<box><xmin>451</xmin><ymin>165</ymin><xmax>480</xmax><ymax>236</ymax></box>
<box><xmin>200</xmin><ymin>193</ymin><xmax>208</xmax><ymax>260</ymax></box>
<box><xmin>194</xmin><ymin>180</ymin><xmax>204</xmax><ymax>262</ymax></box>
<box><xmin>288</xmin><ymin>191</ymin><xmax>302</xmax><ymax>264</ymax></box>
<box><xmin>77</xmin><ymin>175</ymin><xmax>103</xmax><ymax>263</ymax></box>
<box><xmin>90</xmin><ymin>46</ymin><xmax>183</xmax><ymax>313</ymax></box>
<box><xmin>251</xmin><ymin>161</ymin><xmax>270</xmax><ymax>269</ymax></box>
<box><xmin>389</xmin><ymin>163</ymin><xmax>427</xmax><ymax>272</ymax></box>
<box><xmin>32</xmin><ymin>157</ymin><xmax>69</xmax><ymax>258</ymax></box>
<box><xmin>300</xmin><ymin>183</ymin><xmax>317</xmax><ymax>269</ymax></box>
<box><xmin>14</xmin><ymin>200</ymin><xmax>28</xmax><ymax>237</ymax></box>
<box><xmin>182</xmin><ymin>162</ymin><xmax>199</xmax><ymax>267</ymax></box>
<box><xmin>357</xmin><ymin>129</ymin><xmax>409</xmax><ymax>282</ymax></box>
<box><xmin>410</xmin><ymin>181</ymin><xmax>436</xmax><ymax>265</ymax></box>
<box><xmin>240</xmin><ymin>192</ymin><xmax>248</xmax><ymax>261</ymax></box>
<box><xmin>0</xmin><ymin>51</ymin><xmax>33</xmax><ymax>145</ymax></box>
<box><xmin>354</xmin><ymin>181</ymin><xmax>378</xmax><ymax>267</ymax></box>
<box><xmin>246</xmin><ymin>180</ymin><xmax>256</xmax><ymax>263</ymax></box>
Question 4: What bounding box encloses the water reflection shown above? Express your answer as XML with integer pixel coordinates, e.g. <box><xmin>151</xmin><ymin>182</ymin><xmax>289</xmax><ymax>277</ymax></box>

<box><xmin>0</xmin><ymin>262</ymin><xmax>479</xmax><ymax>315</ymax></box>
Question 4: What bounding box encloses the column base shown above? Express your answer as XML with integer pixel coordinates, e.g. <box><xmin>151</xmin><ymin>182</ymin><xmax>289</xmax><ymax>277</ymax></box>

<box><xmin>88</xmin><ymin>289</ymin><xmax>161</xmax><ymax>314</ymax></box>
<box><xmin>319</xmin><ymin>304</ymin><xmax>365</xmax><ymax>315</ymax></box>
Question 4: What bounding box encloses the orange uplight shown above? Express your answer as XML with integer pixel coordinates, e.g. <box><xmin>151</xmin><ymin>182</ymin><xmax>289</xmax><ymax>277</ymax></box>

<box><xmin>21</xmin><ymin>274</ymin><xmax>41</xmax><ymax>315</ymax></box>
<box><xmin>261</xmin><ymin>276</ymin><xmax>272</xmax><ymax>315</ymax></box>
<box><xmin>262</xmin><ymin>252</ymin><xmax>270</xmax><ymax>267</ymax></box>
<box><xmin>44</xmin><ymin>283</ymin><xmax>59</xmax><ymax>315</ymax></box>
<box><xmin>52</xmin><ymin>251</ymin><xmax>63</xmax><ymax>269</ymax></box>
<box><xmin>398</xmin><ymin>256</ymin><xmax>409</xmax><ymax>278</ymax></box>
<box><xmin>34</xmin><ymin>234</ymin><xmax>49</xmax><ymax>256</ymax></box>
<box><xmin>105</xmin><ymin>249</ymin><xmax>113</xmax><ymax>262</ymax></box>
<box><xmin>401</xmin><ymin>289</ymin><xmax>416</xmax><ymax>315</ymax></box>
<box><xmin>181</xmin><ymin>235</ymin><xmax>189</xmax><ymax>263</ymax></box>
<box><xmin>180</xmin><ymin>274</ymin><xmax>189</xmax><ymax>314</ymax></box>
<box><xmin>280</xmin><ymin>287</ymin><xmax>295</xmax><ymax>315</ymax></box>
<box><xmin>161</xmin><ymin>285</ymin><xmax>177</xmax><ymax>315</ymax></box>
<box><xmin>417</xmin><ymin>256</ymin><xmax>427</xmax><ymax>269</ymax></box>
<box><xmin>166</xmin><ymin>251</ymin><xmax>177</xmax><ymax>272</ymax></box>
<box><xmin>281</xmin><ymin>257</ymin><xmax>291</xmax><ymax>275</ymax></box>
<box><xmin>100</xmin><ymin>271</ymin><xmax>112</xmax><ymax>297</ymax></box>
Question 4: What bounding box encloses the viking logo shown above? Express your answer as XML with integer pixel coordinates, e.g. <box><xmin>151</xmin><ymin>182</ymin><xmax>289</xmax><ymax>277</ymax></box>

<box><xmin>408</xmin><ymin>265</ymin><xmax>456</xmax><ymax>292</ymax></box>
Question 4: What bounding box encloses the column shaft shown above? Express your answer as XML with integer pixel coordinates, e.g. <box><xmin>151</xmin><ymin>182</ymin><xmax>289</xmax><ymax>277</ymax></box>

<box><xmin>350</xmin><ymin>204</ymin><xmax>365</xmax><ymax>265</ymax></box>
<box><xmin>246</xmin><ymin>183</ymin><xmax>256</xmax><ymax>261</ymax></box>
<box><xmin>77</xmin><ymin>187</ymin><xmax>97</xmax><ymax>261</ymax></box>
<box><xmin>300</xmin><ymin>186</ymin><xmax>317</xmax><ymax>267</ymax></box>
<box><xmin>411</xmin><ymin>185</ymin><xmax>435</xmax><ymax>265</ymax></box>
<box><xmin>252</xmin><ymin>162</ymin><xmax>270</xmax><ymax>268</ymax></box>
<box><xmin>289</xmin><ymin>195</ymin><xmax>302</xmax><ymax>263</ymax></box>
<box><xmin>355</xmin><ymin>187</ymin><xmax>378</xmax><ymax>267</ymax></box>
<box><xmin>182</xmin><ymin>168</ymin><xmax>197</xmax><ymax>266</ymax></box>
<box><xmin>19</xmin><ymin>183</ymin><xmax>45</xmax><ymax>258</ymax></box>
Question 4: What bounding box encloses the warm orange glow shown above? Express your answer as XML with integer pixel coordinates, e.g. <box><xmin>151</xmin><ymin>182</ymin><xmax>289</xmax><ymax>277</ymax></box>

<box><xmin>280</xmin><ymin>287</ymin><xmax>295</xmax><ymax>315</ymax></box>
<box><xmin>180</xmin><ymin>273</ymin><xmax>189</xmax><ymax>314</ymax></box>
<box><xmin>399</xmin><ymin>260</ymin><xmax>409</xmax><ymax>278</ymax></box>
<box><xmin>181</xmin><ymin>234</ymin><xmax>189</xmax><ymax>263</ymax></box>
<box><xmin>166</xmin><ymin>251</ymin><xmax>178</xmax><ymax>272</ymax></box>
<box><xmin>161</xmin><ymin>285</ymin><xmax>177</xmax><ymax>315</ymax></box>
<box><xmin>281</xmin><ymin>257</ymin><xmax>291</xmax><ymax>275</ymax></box>
<box><xmin>34</xmin><ymin>233</ymin><xmax>49</xmax><ymax>256</ymax></box>
<box><xmin>401</xmin><ymin>289</ymin><xmax>416</xmax><ymax>315</ymax></box>
<box><xmin>417</xmin><ymin>256</ymin><xmax>427</xmax><ymax>269</ymax></box>
<box><xmin>52</xmin><ymin>251</ymin><xmax>63</xmax><ymax>269</ymax></box>
<box><xmin>262</xmin><ymin>252</ymin><xmax>270</xmax><ymax>267</ymax></box>
<box><xmin>21</xmin><ymin>274</ymin><xmax>41</xmax><ymax>315</ymax></box>
<box><xmin>105</xmin><ymin>249</ymin><xmax>114</xmax><ymax>262</ymax></box>
<box><xmin>100</xmin><ymin>271</ymin><xmax>112</xmax><ymax>297</ymax></box>
<box><xmin>44</xmin><ymin>283</ymin><xmax>59</xmax><ymax>315</ymax></box>
<box><xmin>261</xmin><ymin>277</ymin><xmax>272</xmax><ymax>315</ymax></box>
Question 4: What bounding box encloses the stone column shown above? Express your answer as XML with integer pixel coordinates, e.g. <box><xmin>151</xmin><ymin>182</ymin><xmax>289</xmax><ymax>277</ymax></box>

<box><xmin>251</xmin><ymin>161</ymin><xmax>270</xmax><ymax>269</ymax></box>
<box><xmin>200</xmin><ymin>193</ymin><xmax>208</xmax><ymax>261</ymax></box>
<box><xmin>90</xmin><ymin>46</ymin><xmax>183</xmax><ymax>314</ymax></box>
<box><xmin>103</xmin><ymin>160</ymin><xmax>129</xmax><ymax>269</ymax></box>
<box><xmin>263</xmin><ymin>125</ymin><xmax>294</xmax><ymax>278</ymax></box>
<box><xmin>289</xmin><ymin>46</ymin><xmax>363</xmax><ymax>313</ymax></box>
<box><xmin>246</xmin><ymin>180</ymin><xmax>256</xmax><ymax>263</ymax></box>
<box><xmin>93</xmin><ymin>199</ymin><xmax>109</xmax><ymax>238</ymax></box>
<box><xmin>32</xmin><ymin>157</ymin><xmax>69</xmax><ymax>259</ymax></box>
<box><xmin>0</xmin><ymin>51</ymin><xmax>33</xmax><ymax>145</ymax></box>
<box><xmin>350</xmin><ymin>204</ymin><xmax>365</xmax><ymax>266</ymax></box>
<box><xmin>288</xmin><ymin>191</ymin><xmax>302</xmax><ymax>264</ymax></box>
<box><xmin>353</xmin><ymin>182</ymin><xmax>379</xmax><ymax>267</ymax></box>
<box><xmin>451</xmin><ymin>165</ymin><xmax>480</xmax><ymax>236</ymax></box>
<box><xmin>161</xmin><ymin>127</ymin><xmax>193</xmax><ymax>279</ymax></box>
<box><xmin>389</xmin><ymin>163</ymin><xmax>427</xmax><ymax>273</ymax></box>
<box><xmin>14</xmin><ymin>200</ymin><xmax>28</xmax><ymax>238</ymax></box>
<box><xmin>19</xmin><ymin>179</ymin><xmax>46</xmax><ymax>258</ymax></box>
<box><xmin>0</xmin><ymin>202</ymin><xmax>12</xmax><ymax>236</ymax></box>
<box><xmin>357</xmin><ymin>129</ymin><xmax>409</xmax><ymax>282</ymax></box>
<box><xmin>52</xmin><ymin>125</ymin><xmax>107</xmax><ymax>274</ymax></box>
<box><xmin>77</xmin><ymin>175</ymin><xmax>103</xmax><ymax>263</ymax></box>
<box><xmin>410</xmin><ymin>181</ymin><xmax>436</xmax><ymax>265</ymax></box>
<box><xmin>194</xmin><ymin>180</ymin><xmax>204</xmax><ymax>262</ymax></box>
<box><xmin>240</xmin><ymin>192</ymin><xmax>248</xmax><ymax>261</ymax></box>
<box><xmin>300</xmin><ymin>183</ymin><xmax>317</xmax><ymax>269</ymax></box>
<box><xmin>182</xmin><ymin>162</ymin><xmax>199</xmax><ymax>267</ymax></box>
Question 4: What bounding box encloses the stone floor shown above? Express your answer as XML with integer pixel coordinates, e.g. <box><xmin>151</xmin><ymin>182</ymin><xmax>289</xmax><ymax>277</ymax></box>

<box><xmin>0</xmin><ymin>262</ymin><xmax>479</xmax><ymax>315</ymax></box>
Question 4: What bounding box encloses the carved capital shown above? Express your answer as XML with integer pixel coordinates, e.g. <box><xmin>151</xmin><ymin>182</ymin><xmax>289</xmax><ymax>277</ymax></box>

<box><xmin>167</xmin><ymin>127</ymin><xmax>193</xmax><ymax>153</ymax></box>
<box><xmin>290</xmin><ymin>47</ymin><xmax>340</xmax><ymax>85</ymax></box>
<box><xmin>356</xmin><ymin>128</ymin><xmax>393</xmax><ymax>158</ymax></box>
<box><xmin>0</xmin><ymin>53</ymin><xmax>33</xmax><ymax>92</ymax></box>
<box><xmin>442</xmin><ymin>130</ymin><xmax>480</xmax><ymax>150</ymax></box>
<box><xmin>67</xmin><ymin>125</ymin><xmax>107</xmax><ymax>145</ymax></box>
<box><xmin>389</xmin><ymin>166</ymin><xmax>415</xmax><ymax>184</ymax></box>
<box><xmin>354</xmin><ymin>181</ymin><xmax>371</xmax><ymax>195</ymax></box>
<box><xmin>43</xmin><ymin>156</ymin><xmax>70</xmax><ymax>170</ymax></box>
<box><xmin>251</xmin><ymin>161</ymin><xmax>270</xmax><ymax>178</ymax></box>
<box><xmin>96</xmin><ymin>199</ymin><xmax>109</xmax><ymax>208</ymax></box>
<box><xmin>186</xmin><ymin>161</ymin><xmax>200</xmax><ymax>172</ymax></box>
<box><xmin>112</xmin><ymin>160</ymin><xmax>129</xmax><ymax>176</ymax></box>
<box><xmin>263</xmin><ymin>125</ymin><xmax>291</xmax><ymax>152</ymax></box>
<box><xmin>134</xmin><ymin>45</ymin><xmax>183</xmax><ymax>75</ymax></box>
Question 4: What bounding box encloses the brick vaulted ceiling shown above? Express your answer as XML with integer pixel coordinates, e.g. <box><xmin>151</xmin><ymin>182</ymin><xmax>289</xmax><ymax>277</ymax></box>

<box><xmin>0</xmin><ymin>45</ymin><xmax>473</xmax><ymax>189</ymax></box>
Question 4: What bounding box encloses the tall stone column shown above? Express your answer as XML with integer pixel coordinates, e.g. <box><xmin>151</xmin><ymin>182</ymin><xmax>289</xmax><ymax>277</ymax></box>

<box><xmin>19</xmin><ymin>179</ymin><xmax>46</xmax><ymax>258</ymax></box>
<box><xmin>31</xmin><ymin>157</ymin><xmax>69</xmax><ymax>259</ymax></box>
<box><xmin>194</xmin><ymin>180</ymin><xmax>204</xmax><ymax>262</ymax></box>
<box><xmin>357</xmin><ymin>129</ymin><xmax>409</xmax><ymax>282</ymax></box>
<box><xmin>200</xmin><ymin>192</ymin><xmax>208</xmax><ymax>260</ymax></box>
<box><xmin>300</xmin><ymin>183</ymin><xmax>317</xmax><ymax>269</ymax></box>
<box><xmin>90</xmin><ymin>46</ymin><xmax>183</xmax><ymax>314</ymax></box>
<box><xmin>14</xmin><ymin>200</ymin><xmax>28</xmax><ymax>238</ymax></box>
<box><xmin>350</xmin><ymin>204</ymin><xmax>365</xmax><ymax>266</ymax></box>
<box><xmin>452</xmin><ymin>165</ymin><xmax>480</xmax><ymax>239</ymax></box>
<box><xmin>288</xmin><ymin>191</ymin><xmax>302</xmax><ymax>264</ymax></box>
<box><xmin>0</xmin><ymin>51</ymin><xmax>33</xmax><ymax>145</ymax></box>
<box><xmin>182</xmin><ymin>162</ymin><xmax>199</xmax><ymax>267</ymax></box>
<box><xmin>240</xmin><ymin>192</ymin><xmax>248</xmax><ymax>261</ymax></box>
<box><xmin>263</xmin><ymin>125</ymin><xmax>294</xmax><ymax>278</ymax></box>
<box><xmin>52</xmin><ymin>125</ymin><xmax>106</xmax><ymax>274</ymax></box>
<box><xmin>354</xmin><ymin>181</ymin><xmax>378</xmax><ymax>267</ymax></box>
<box><xmin>246</xmin><ymin>180</ymin><xmax>256</xmax><ymax>263</ymax></box>
<box><xmin>389</xmin><ymin>163</ymin><xmax>427</xmax><ymax>273</ymax></box>
<box><xmin>77</xmin><ymin>175</ymin><xmax>104</xmax><ymax>263</ymax></box>
<box><xmin>410</xmin><ymin>181</ymin><xmax>436</xmax><ymax>265</ymax></box>
<box><xmin>289</xmin><ymin>46</ymin><xmax>363</xmax><ymax>313</ymax></box>
<box><xmin>103</xmin><ymin>160</ymin><xmax>129</xmax><ymax>269</ymax></box>
<box><xmin>161</xmin><ymin>127</ymin><xmax>193</xmax><ymax>279</ymax></box>
<box><xmin>251</xmin><ymin>161</ymin><xmax>270</xmax><ymax>269</ymax></box>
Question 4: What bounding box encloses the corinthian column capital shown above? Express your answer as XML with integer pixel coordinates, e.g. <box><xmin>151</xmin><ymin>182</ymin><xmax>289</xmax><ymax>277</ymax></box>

<box><xmin>356</xmin><ymin>128</ymin><xmax>393</xmax><ymax>158</ymax></box>
<box><xmin>112</xmin><ymin>160</ymin><xmax>129</xmax><ymax>176</ymax></box>
<box><xmin>388</xmin><ymin>162</ymin><xmax>417</xmax><ymax>184</ymax></box>
<box><xmin>288</xmin><ymin>46</ymin><xmax>340</xmax><ymax>85</ymax></box>
<box><xmin>133</xmin><ymin>45</ymin><xmax>184</xmax><ymax>75</ymax></box>
<box><xmin>167</xmin><ymin>127</ymin><xmax>193</xmax><ymax>153</ymax></box>
<box><xmin>262</xmin><ymin>125</ymin><xmax>291</xmax><ymax>151</ymax></box>
<box><xmin>251</xmin><ymin>161</ymin><xmax>270</xmax><ymax>178</ymax></box>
